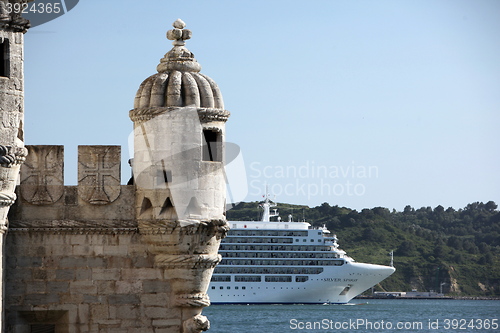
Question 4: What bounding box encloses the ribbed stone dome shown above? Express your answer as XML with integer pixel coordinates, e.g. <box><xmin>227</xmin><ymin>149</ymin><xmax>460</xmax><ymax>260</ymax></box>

<box><xmin>134</xmin><ymin>71</ymin><xmax>224</xmax><ymax>110</ymax></box>
<box><xmin>133</xmin><ymin>19</ymin><xmax>225</xmax><ymax>111</ymax></box>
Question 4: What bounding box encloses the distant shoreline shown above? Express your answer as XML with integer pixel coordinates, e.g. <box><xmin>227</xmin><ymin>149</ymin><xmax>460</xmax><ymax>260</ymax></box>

<box><xmin>356</xmin><ymin>295</ymin><xmax>500</xmax><ymax>300</ymax></box>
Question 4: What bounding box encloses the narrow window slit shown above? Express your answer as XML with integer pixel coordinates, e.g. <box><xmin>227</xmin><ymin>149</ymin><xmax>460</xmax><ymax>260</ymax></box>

<box><xmin>202</xmin><ymin>129</ymin><xmax>221</xmax><ymax>162</ymax></box>
<box><xmin>1</xmin><ymin>38</ymin><xmax>10</xmax><ymax>77</ymax></box>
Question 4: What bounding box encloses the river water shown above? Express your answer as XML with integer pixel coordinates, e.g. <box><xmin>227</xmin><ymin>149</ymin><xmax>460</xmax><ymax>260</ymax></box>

<box><xmin>203</xmin><ymin>299</ymin><xmax>500</xmax><ymax>332</ymax></box>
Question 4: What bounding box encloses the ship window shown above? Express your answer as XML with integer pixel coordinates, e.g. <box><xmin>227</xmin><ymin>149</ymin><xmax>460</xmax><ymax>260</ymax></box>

<box><xmin>235</xmin><ymin>275</ymin><xmax>261</xmax><ymax>282</ymax></box>
<box><xmin>332</xmin><ymin>260</ymin><xmax>344</xmax><ymax>266</ymax></box>
<box><xmin>202</xmin><ymin>129</ymin><xmax>222</xmax><ymax>162</ymax></box>
<box><xmin>1</xmin><ymin>39</ymin><xmax>9</xmax><ymax>77</ymax></box>
<box><xmin>211</xmin><ymin>275</ymin><xmax>231</xmax><ymax>282</ymax></box>
<box><xmin>219</xmin><ymin>286</ymin><xmax>223</xmax><ymax>289</ymax></box>
<box><xmin>215</xmin><ymin>267</ymin><xmax>323</xmax><ymax>275</ymax></box>
<box><xmin>296</xmin><ymin>276</ymin><xmax>309</xmax><ymax>282</ymax></box>
<box><xmin>265</xmin><ymin>276</ymin><xmax>292</xmax><ymax>282</ymax></box>
<box><xmin>242</xmin><ymin>286</ymin><xmax>246</xmax><ymax>290</ymax></box>
<box><xmin>211</xmin><ymin>286</ymin><xmax>215</xmax><ymax>289</ymax></box>
<box><xmin>303</xmin><ymin>239</ymin><xmax>306</xmax><ymax>242</ymax></box>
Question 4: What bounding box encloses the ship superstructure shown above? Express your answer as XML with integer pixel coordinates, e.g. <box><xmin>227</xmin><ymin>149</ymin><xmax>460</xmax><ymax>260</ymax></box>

<box><xmin>209</xmin><ymin>195</ymin><xmax>395</xmax><ymax>304</ymax></box>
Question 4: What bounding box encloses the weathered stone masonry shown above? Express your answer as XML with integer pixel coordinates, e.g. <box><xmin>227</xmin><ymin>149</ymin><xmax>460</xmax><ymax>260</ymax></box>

<box><xmin>7</xmin><ymin>144</ymin><xmax>228</xmax><ymax>332</ymax></box>
<box><xmin>4</xmin><ymin>18</ymin><xmax>230</xmax><ymax>333</ymax></box>
<box><xmin>1</xmin><ymin>1</ymin><xmax>30</xmax><ymax>331</ymax></box>
<box><xmin>6</xmin><ymin>145</ymin><xmax>152</xmax><ymax>332</ymax></box>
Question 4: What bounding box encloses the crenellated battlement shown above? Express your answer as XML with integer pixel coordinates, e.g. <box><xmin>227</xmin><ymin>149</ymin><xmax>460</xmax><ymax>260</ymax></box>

<box><xmin>9</xmin><ymin>145</ymin><xmax>136</xmax><ymax>225</ymax></box>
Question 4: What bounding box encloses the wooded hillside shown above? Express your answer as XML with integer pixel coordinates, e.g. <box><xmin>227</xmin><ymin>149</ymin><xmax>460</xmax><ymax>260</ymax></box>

<box><xmin>226</xmin><ymin>200</ymin><xmax>500</xmax><ymax>296</ymax></box>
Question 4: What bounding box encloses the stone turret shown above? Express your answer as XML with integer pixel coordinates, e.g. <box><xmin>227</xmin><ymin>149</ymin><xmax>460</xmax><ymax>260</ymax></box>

<box><xmin>3</xmin><ymin>17</ymin><xmax>230</xmax><ymax>333</ymax></box>
<box><xmin>0</xmin><ymin>0</ymin><xmax>30</xmax><ymax>230</ymax></box>
<box><xmin>0</xmin><ymin>0</ymin><xmax>30</xmax><ymax>328</ymax></box>
<box><xmin>129</xmin><ymin>19</ymin><xmax>230</xmax><ymax>332</ymax></box>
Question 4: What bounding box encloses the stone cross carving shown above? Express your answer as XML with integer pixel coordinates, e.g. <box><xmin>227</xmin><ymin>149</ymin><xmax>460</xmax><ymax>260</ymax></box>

<box><xmin>78</xmin><ymin>145</ymin><xmax>121</xmax><ymax>205</ymax></box>
<box><xmin>167</xmin><ymin>18</ymin><xmax>192</xmax><ymax>46</ymax></box>
<box><xmin>20</xmin><ymin>146</ymin><xmax>64</xmax><ymax>205</ymax></box>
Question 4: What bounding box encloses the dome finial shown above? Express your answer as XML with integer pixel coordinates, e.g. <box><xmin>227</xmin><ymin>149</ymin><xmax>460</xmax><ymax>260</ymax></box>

<box><xmin>167</xmin><ymin>18</ymin><xmax>192</xmax><ymax>46</ymax></box>
<box><xmin>173</xmin><ymin>18</ymin><xmax>186</xmax><ymax>29</ymax></box>
<box><xmin>157</xmin><ymin>19</ymin><xmax>200</xmax><ymax>73</ymax></box>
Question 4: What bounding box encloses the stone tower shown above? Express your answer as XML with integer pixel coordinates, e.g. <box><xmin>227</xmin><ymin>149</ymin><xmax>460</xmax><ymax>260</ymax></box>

<box><xmin>4</xmin><ymin>17</ymin><xmax>229</xmax><ymax>333</ymax></box>
<box><xmin>0</xmin><ymin>0</ymin><xmax>30</xmax><ymax>329</ymax></box>
<box><xmin>129</xmin><ymin>19</ymin><xmax>230</xmax><ymax>332</ymax></box>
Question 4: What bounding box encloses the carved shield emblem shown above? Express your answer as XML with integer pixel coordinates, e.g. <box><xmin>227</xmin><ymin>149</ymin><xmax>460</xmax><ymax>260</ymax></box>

<box><xmin>78</xmin><ymin>145</ymin><xmax>121</xmax><ymax>205</ymax></box>
<box><xmin>20</xmin><ymin>145</ymin><xmax>64</xmax><ymax>205</ymax></box>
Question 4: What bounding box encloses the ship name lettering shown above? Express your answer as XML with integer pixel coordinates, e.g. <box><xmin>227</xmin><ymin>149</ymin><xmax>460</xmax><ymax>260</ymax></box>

<box><xmin>323</xmin><ymin>278</ymin><xmax>341</xmax><ymax>282</ymax></box>
<box><xmin>343</xmin><ymin>278</ymin><xmax>358</xmax><ymax>282</ymax></box>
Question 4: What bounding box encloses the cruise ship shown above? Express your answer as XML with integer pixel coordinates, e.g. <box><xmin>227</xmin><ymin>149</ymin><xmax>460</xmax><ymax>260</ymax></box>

<box><xmin>208</xmin><ymin>196</ymin><xmax>396</xmax><ymax>304</ymax></box>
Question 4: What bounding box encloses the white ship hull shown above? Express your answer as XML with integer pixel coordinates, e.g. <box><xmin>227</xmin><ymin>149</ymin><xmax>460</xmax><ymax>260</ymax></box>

<box><xmin>209</xmin><ymin>262</ymin><xmax>395</xmax><ymax>304</ymax></box>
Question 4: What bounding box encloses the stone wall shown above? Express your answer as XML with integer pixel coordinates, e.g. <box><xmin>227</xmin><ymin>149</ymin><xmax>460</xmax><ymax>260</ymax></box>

<box><xmin>5</xmin><ymin>145</ymin><xmax>187</xmax><ymax>332</ymax></box>
<box><xmin>5</xmin><ymin>231</ymin><xmax>181</xmax><ymax>332</ymax></box>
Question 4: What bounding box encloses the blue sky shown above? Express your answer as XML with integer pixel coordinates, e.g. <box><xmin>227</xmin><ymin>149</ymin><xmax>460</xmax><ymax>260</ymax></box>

<box><xmin>23</xmin><ymin>0</ymin><xmax>500</xmax><ymax>211</ymax></box>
